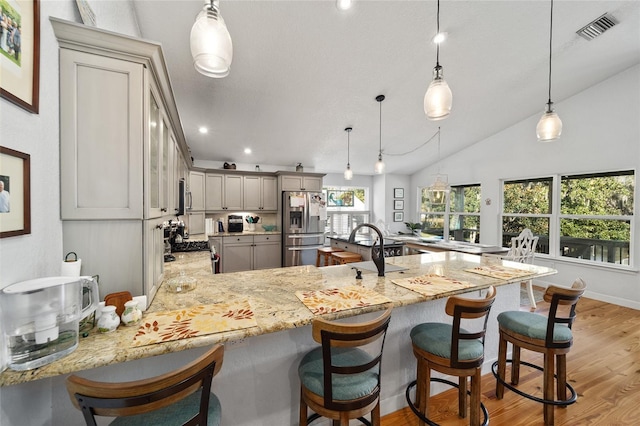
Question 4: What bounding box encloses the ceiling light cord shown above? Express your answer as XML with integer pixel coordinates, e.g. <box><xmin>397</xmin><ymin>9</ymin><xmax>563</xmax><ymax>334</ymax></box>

<box><xmin>424</xmin><ymin>0</ymin><xmax>452</xmax><ymax>121</ymax></box>
<box><xmin>374</xmin><ymin>95</ymin><xmax>385</xmax><ymax>174</ymax></box>
<box><xmin>536</xmin><ymin>0</ymin><xmax>562</xmax><ymax>142</ymax></box>
<box><xmin>547</xmin><ymin>0</ymin><xmax>554</xmax><ymax>105</ymax></box>
<box><xmin>384</xmin><ymin>129</ymin><xmax>440</xmax><ymax>156</ymax></box>
<box><xmin>435</xmin><ymin>0</ymin><xmax>440</xmax><ymax>67</ymax></box>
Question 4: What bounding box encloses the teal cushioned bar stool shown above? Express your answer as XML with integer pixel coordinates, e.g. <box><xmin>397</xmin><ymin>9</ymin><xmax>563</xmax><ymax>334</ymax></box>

<box><xmin>298</xmin><ymin>307</ymin><xmax>392</xmax><ymax>426</ymax></box>
<box><xmin>492</xmin><ymin>278</ymin><xmax>586</xmax><ymax>425</ymax></box>
<box><xmin>66</xmin><ymin>344</ymin><xmax>224</xmax><ymax>426</ymax></box>
<box><xmin>406</xmin><ymin>286</ymin><xmax>496</xmax><ymax>426</ymax></box>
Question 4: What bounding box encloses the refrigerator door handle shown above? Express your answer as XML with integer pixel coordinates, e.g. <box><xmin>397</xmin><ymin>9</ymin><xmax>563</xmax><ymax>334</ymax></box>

<box><xmin>287</xmin><ymin>233</ymin><xmax>325</xmax><ymax>239</ymax></box>
<box><xmin>287</xmin><ymin>245</ymin><xmax>325</xmax><ymax>251</ymax></box>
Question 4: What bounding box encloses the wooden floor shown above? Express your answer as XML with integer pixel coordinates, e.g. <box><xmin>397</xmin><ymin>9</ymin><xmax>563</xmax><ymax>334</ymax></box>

<box><xmin>382</xmin><ymin>290</ymin><xmax>640</xmax><ymax>426</ymax></box>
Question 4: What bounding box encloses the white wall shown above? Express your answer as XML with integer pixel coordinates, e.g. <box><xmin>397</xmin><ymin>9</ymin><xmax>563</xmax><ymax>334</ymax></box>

<box><xmin>411</xmin><ymin>64</ymin><xmax>640</xmax><ymax>308</ymax></box>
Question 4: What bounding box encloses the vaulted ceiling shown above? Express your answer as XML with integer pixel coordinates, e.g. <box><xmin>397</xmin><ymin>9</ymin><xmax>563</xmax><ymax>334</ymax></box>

<box><xmin>132</xmin><ymin>0</ymin><xmax>640</xmax><ymax>175</ymax></box>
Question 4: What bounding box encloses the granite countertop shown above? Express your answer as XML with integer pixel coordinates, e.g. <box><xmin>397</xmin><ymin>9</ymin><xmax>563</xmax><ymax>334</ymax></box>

<box><xmin>0</xmin><ymin>252</ymin><xmax>555</xmax><ymax>386</ymax></box>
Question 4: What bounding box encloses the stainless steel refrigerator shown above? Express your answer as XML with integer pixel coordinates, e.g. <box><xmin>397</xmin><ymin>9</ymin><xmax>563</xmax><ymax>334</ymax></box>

<box><xmin>282</xmin><ymin>191</ymin><xmax>327</xmax><ymax>267</ymax></box>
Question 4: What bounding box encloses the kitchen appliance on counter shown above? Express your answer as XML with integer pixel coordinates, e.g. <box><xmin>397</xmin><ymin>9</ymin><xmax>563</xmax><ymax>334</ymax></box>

<box><xmin>0</xmin><ymin>276</ymin><xmax>99</xmax><ymax>371</ymax></box>
<box><xmin>282</xmin><ymin>191</ymin><xmax>327</xmax><ymax>267</ymax></box>
<box><xmin>228</xmin><ymin>215</ymin><xmax>244</xmax><ymax>232</ymax></box>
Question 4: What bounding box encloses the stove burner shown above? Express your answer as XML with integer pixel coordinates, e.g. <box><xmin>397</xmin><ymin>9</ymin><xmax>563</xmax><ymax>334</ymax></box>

<box><xmin>171</xmin><ymin>241</ymin><xmax>210</xmax><ymax>253</ymax></box>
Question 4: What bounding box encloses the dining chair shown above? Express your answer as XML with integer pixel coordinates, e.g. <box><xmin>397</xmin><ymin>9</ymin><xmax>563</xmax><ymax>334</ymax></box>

<box><xmin>493</xmin><ymin>278</ymin><xmax>586</xmax><ymax>425</ymax></box>
<box><xmin>298</xmin><ymin>307</ymin><xmax>392</xmax><ymax>426</ymax></box>
<box><xmin>406</xmin><ymin>286</ymin><xmax>496</xmax><ymax>426</ymax></box>
<box><xmin>66</xmin><ymin>344</ymin><xmax>224</xmax><ymax>426</ymax></box>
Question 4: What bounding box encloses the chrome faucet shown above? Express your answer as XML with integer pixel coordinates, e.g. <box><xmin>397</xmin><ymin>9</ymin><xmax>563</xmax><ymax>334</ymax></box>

<box><xmin>348</xmin><ymin>223</ymin><xmax>385</xmax><ymax>276</ymax></box>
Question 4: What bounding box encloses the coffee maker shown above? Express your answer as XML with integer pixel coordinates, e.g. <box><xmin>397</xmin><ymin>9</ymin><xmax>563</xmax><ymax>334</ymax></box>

<box><xmin>228</xmin><ymin>215</ymin><xmax>244</xmax><ymax>232</ymax></box>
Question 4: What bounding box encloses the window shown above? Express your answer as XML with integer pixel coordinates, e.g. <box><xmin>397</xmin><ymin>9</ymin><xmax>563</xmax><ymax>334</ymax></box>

<box><xmin>502</xmin><ymin>177</ymin><xmax>552</xmax><ymax>254</ymax></box>
<box><xmin>419</xmin><ymin>183</ymin><xmax>481</xmax><ymax>242</ymax></box>
<box><xmin>502</xmin><ymin>171</ymin><xmax>634</xmax><ymax>266</ymax></box>
<box><xmin>323</xmin><ymin>186</ymin><xmax>370</xmax><ymax>236</ymax></box>
<box><xmin>560</xmin><ymin>171</ymin><xmax>633</xmax><ymax>265</ymax></box>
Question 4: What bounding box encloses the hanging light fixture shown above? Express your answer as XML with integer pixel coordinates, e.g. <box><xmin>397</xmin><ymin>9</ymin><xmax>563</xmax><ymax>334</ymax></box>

<box><xmin>424</xmin><ymin>0</ymin><xmax>452</xmax><ymax>121</ymax></box>
<box><xmin>344</xmin><ymin>127</ymin><xmax>353</xmax><ymax>180</ymax></box>
<box><xmin>427</xmin><ymin>127</ymin><xmax>450</xmax><ymax>204</ymax></box>
<box><xmin>190</xmin><ymin>0</ymin><xmax>233</xmax><ymax>78</ymax></box>
<box><xmin>374</xmin><ymin>95</ymin><xmax>385</xmax><ymax>174</ymax></box>
<box><xmin>536</xmin><ymin>0</ymin><xmax>562</xmax><ymax>142</ymax></box>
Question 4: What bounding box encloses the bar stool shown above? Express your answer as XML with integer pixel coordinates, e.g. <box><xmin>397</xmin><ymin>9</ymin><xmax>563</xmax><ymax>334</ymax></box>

<box><xmin>330</xmin><ymin>251</ymin><xmax>362</xmax><ymax>265</ymax></box>
<box><xmin>406</xmin><ymin>286</ymin><xmax>496</xmax><ymax>426</ymax></box>
<box><xmin>298</xmin><ymin>307</ymin><xmax>392</xmax><ymax>425</ymax></box>
<box><xmin>66</xmin><ymin>344</ymin><xmax>224</xmax><ymax>426</ymax></box>
<box><xmin>316</xmin><ymin>247</ymin><xmax>343</xmax><ymax>267</ymax></box>
<box><xmin>493</xmin><ymin>278</ymin><xmax>586</xmax><ymax>425</ymax></box>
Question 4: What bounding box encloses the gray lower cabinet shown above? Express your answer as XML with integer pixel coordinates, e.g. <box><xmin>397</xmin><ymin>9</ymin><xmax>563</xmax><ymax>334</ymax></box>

<box><xmin>330</xmin><ymin>239</ymin><xmax>371</xmax><ymax>261</ymax></box>
<box><xmin>222</xmin><ymin>234</ymin><xmax>281</xmax><ymax>272</ymax></box>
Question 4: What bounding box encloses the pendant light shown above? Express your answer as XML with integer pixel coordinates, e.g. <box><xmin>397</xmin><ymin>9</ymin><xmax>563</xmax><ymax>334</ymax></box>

<box><xmin>190</xmin><ymin>0</ymin><xmax>233</xmax><ymax>78</ymax></box>
<box><xmin>427</xmin><ymin>127</ymin><xmax>450</xmax><ymax>204</ymax></box>
<box><xmin>424</xmin><ymin>0</ymin><xmax>452</xmax><ymax>121</ymax></box>
<box><xmin>536</xmin><ymin>0</ymin><xmax>562</xmax><ymax>142</ymax></box>
<box><xmin>344</xmin><ymin>127</ymin><xmax>353</xmax><ymax>180</ymax></box>
<box><xmin>374</xmin><ymin>95</ymin><xmax>385</xmax><ymax>174</ymax></box>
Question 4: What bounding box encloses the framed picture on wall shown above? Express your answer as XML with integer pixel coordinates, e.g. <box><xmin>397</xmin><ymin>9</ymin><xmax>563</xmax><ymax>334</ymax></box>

<box><xmin>0</xmin><ymin>146</ymin><xmax>31</xmax><ymax>238</ymax></box>
<box><xmin>393</xmin><ymin>211</ymin><xmax>403</xmax><ymax>222</ymax></box>
<box><xmin>394</xmin><ymin>199</ymin><xmax>404</xmax><ymax>210</ymax></box>
<box><xmin>0</xmin><ymin>0</ymin><xmax>40</xmax><ymax>114</ymax></box>
<box><xmin>394</xmin><ymin>188</ymin><xmax>404</xmax><ymax>198</ymax></box>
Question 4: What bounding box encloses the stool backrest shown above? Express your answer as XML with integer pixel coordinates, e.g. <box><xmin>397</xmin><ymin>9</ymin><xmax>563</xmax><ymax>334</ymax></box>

<box><xmin>66</xmin><ymin>344</ymin><xmax>224</xmax><ymax>426</ymax></box>
<box><xmin>445</xmin><ymin>286</ymin><xmax>497</xmax><ymax>369</ymax></box>
<box><xmin>311</xmin><ymin>307</ymin><xmax>392</xmax><ymax>411</ymax></box>
<box><xmin>543</xmin><ymin>278</ymin><xmax>586</xmax><ymax>348</ymax></box>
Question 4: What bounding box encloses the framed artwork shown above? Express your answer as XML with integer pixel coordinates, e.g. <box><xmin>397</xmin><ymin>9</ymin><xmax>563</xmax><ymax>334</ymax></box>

<box><xmin>0</xmin><ymin>146</ymin><xmax>30</xmax><ymax>238</ymax></box>
<box><xmin>327</xmin><ymin>190</ymin><xmax>354</xmax><ymax>207</ymax></box>
<box><xmin>393</xmin><ymin>211</ymin><xmax>403</xmax><ymax>222</ymax></box>
<box><xmin>394</xmin><ymin>199</ymin><xmax>404</xmax><ymax>210</ymax></box>
<box><xmin>0</xmin><ymin>0</ymin><xmax>40</xmax><ymax>114</ymax></box>
<box><xmin>394</xmin><ymin>188</ymin><xmax>404</xmax><ymax>198</ymax></box>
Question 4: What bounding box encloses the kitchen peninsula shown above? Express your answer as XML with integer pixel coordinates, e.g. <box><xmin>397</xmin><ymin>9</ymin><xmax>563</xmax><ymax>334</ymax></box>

<box><xmin>0</xmin><ymin>252</ymin><xmax>555</xmax><ymax>425</ymax></box>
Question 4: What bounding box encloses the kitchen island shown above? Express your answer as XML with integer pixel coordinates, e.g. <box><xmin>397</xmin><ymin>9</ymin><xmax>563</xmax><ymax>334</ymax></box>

<box><xmin>0</xmin><ymin>252</ymin><xmax>556</xmax><ymax>425</ymax></box>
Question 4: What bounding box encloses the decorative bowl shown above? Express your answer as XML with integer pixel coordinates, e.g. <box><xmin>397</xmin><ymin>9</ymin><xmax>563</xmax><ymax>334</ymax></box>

<box><xmin>262</xmin><ymin>225</ymin><xmax>277</xmax><ymax>232</ymax></box>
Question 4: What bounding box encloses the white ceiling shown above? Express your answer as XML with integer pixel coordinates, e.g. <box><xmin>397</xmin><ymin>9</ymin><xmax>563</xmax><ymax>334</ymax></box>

<box><xmin>132</xmin><ymin>1</ymin><xmax>640</xmax><ymax>175</ymax></box>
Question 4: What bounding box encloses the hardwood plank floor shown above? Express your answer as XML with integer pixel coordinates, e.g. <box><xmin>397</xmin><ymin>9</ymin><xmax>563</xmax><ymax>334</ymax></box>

<box><xmin>382</xmin><ymin>290</ymin><xmax>640</xmax><ymax>425</ymax></box>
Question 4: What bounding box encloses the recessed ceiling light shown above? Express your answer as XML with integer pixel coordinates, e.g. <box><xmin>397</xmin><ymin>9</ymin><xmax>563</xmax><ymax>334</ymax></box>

<box><xmin>432</xmin><ymin>32</ymin><xmax>447</xmax><ymax>44</ymax></box>
<box><xmin>198</xmin><ymin>127</ymin><xmax>208</xmax><ymax>134</ymax></box>
<box><xmin>244</xmin><ymin>148</ymin><xmax>252</xmax><ymax>154</ymax></box>
<box><xmin>336</xmin><ymin>0</ymin><xmax>352</xmax><ymax>11</ymax></box>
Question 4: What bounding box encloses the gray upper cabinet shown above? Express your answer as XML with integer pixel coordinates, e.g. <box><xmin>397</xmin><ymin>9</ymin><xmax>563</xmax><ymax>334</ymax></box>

<box><xmin>59</xmin><ymin>49</ymin><xmax>144</xmax><ymax>220</ymax></box>
<box><xmin>188</xmin><ymin>171</ymin><xmax>206</xmax><ymax>211</ymax></box>
<box><xmin>279</xmin><ymin>173</ymin><xmax>323</xmax><ymax>192</ymax></box>
<box><xmin>243</xmin><ymin>175</ymin><xmax>277</xmax><ymax>211</ymax></box>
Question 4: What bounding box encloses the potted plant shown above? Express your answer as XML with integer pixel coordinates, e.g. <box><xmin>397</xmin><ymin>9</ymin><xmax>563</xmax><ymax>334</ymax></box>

<box><xmin>404</xmin><ymin>222</ymin><xmax>422</xmax><ymax>236</ymax></box>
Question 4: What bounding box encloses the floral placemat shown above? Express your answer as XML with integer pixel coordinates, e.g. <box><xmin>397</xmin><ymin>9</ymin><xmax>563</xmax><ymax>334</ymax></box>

<box><xmin>464</xmin><ymin>265</ymin><xmax>532</xmax><ymax>280</ymax></box>
<box><xmin>295</xmin><ymin>286</ymin><xmax>392</xmax><ymax>315</ymax></box>
<box><xmin>131</xmin><ymin>300</ymin><xmax>257</xmax><ymax>347</ymax></box>
<box><xmin>391</xmin><ymin>274</ymin><xmax>474</xmax><ymax>296</ymax></box>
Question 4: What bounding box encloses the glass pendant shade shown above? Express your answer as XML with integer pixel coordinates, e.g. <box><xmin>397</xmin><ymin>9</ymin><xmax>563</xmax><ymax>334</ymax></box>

<box><xmin>427</xmin><ymin>174</ymin><xmax>450</xmax><ymax>204</ymax></box>
<box><xmin>424</xmin><ymin>65</ymin><xmax>452</xmax><ymax>120</ymax></box>
<box><xmin>344</xmin><ymin>165</ymin><xmax>353</xmax><ymax>180</ymax></box>
<box><xmin>536</xmin><ymin>103</ymin><xmax>562</xmax><ymax>142</ymax></box>
<box><xmin>374</xmin><ymin>155</ymin><xmax>385</xmax><ymax>174</ymax></box>
<box><xmin>190</xmin><ymin>0</ymin><xmax>233</xmax><ymax>78</ymax></box>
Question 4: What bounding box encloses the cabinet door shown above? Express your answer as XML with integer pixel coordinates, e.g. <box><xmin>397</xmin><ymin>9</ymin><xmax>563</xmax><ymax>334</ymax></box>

<box><xmin>224</xmin><ymin>175</ymin><xmax>243</xmax><ymax>210</ymax></box>
<box><xmin>188</xmin><ymin>171</ymin><xmax>205</xmax><ymax>211</ymax></box>
<box><xmin>222</xmin><ymin>240</ymin><xmax>253</xmax><ymax>273</ymax></box>
<box><xmin>254</xmin><ymin>235</ymin><xmax>281</xmax><ymax>270</ymax></box>
<box><xmin>243</xmin><ymin>176</ymin><xmax>261</xmax><ymax>210</ymax></box>
<box><xmin>60</xmin><ymin>49</ymin><xmax>144</xmax><ymax>219</ymax></box>
<box><xmin>187</xmin><ymin>211</ymin><xmax>205</xmax><ymax>236</ymax></box>
<box><xmin>146</xmin><ymin>85</ymin><xmax>163</xmax><ymax>219</ymax></box>
<box><xmin>205</xmin><ymin>174</ymin><xmax>224</xmax><ymax>210</ymax></box>
<box><xmin>281</xmin><ymin>175</ymin><xmax>303</xmax><ymax>191</ymax></box>
<box><xmin>261</xmin><ymin>176</ymin><xmax>278</xmax><ymax>211</ymax></box>
<box><xmin>303</xmin><ymin>177</ymin><xmax>323</xmax><ymax>191</ymax></box>
<box><xmin>145</xmin><ymin>218</ymin><xmax>165</xmax><ymax>308</ymax></box>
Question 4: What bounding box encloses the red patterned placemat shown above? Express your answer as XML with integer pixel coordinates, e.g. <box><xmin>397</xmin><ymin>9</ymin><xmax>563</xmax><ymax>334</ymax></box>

<box><xmin>295</xmin><ymin>286</ymin><xmax>392</xmax><ymax>315</ymax></box>
<box><xmin>131</xmin><ymin>300</ymin><xmax>257</xmax><ymax>347</ymax></box>
<box><xmin>392</xmin><ymin>274</ymin><xmax>474</xmax><ymax>296</ymax></box>
<box><xmin>465</xmin><ymin>265</ymin><xmax>532</xmax><ymax>280</ymax></box>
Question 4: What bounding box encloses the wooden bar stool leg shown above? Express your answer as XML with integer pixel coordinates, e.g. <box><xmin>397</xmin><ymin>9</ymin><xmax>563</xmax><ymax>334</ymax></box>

<box><xmin>315</xmin><ymin>251</ymin><xmax>321</xmax><ymax>267</ymax></box>
<box><xmin>470</xmin><ymin>368</ymin><xmax>481</xmax><ymax>426</ymax></box>
<box><xmin>458</xmin><ymin>376</ymin><xmax>467</xmax><ymax>418</ymax></box>
<box><xmin>543</xmin><ymin>352</ymin><xmax>555</xmax><ymax>425</ymax></box>
<box><xmin>299</xmin><ymin>388</ymin><xmax>308</xmax><ymax>426</ymax></box>
<box><xmin>511</xmin><ymin>345</ymin><xmax>521</xmax><ymax>385</ymax></box>
<box><xmin>496</xmin><ymin>333</ymin><xmax>507</xmax><ymax>399</ymax></box>
<box><xmin>557</xmin><ymin>354</ymin><xmax>567</xmax><ymax>408</ymax></box>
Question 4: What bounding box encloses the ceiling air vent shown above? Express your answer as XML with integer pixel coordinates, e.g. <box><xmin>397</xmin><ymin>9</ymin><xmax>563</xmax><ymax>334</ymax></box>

<box><xmin>576</xmin><ymin>13</ymin><xmax>617</xmax><ymax>41</ymax></box>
